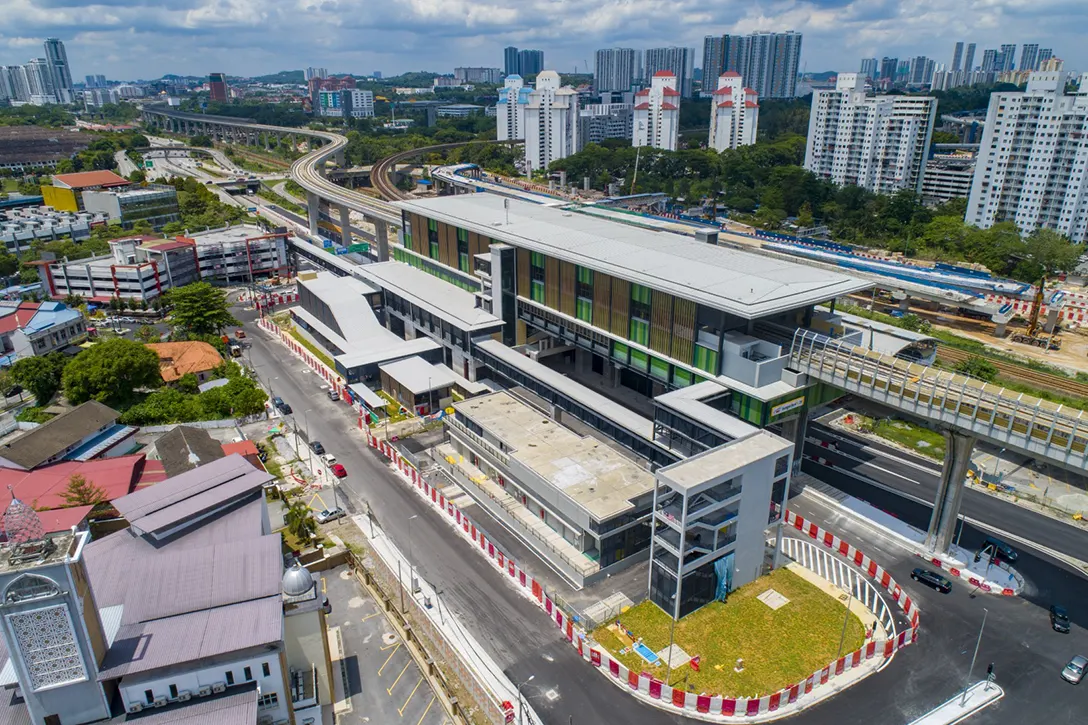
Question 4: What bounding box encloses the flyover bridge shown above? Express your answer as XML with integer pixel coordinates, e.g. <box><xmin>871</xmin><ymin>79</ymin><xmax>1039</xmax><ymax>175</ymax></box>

<box><xmin>140</xmin><ymin>105</ymin><xmax>399</xmax><ymax>258</ymax></box>
<box><xmin>791</xmin><ymin>328</ymin><xmax>1088</xmax><ymax>551</ymax></box>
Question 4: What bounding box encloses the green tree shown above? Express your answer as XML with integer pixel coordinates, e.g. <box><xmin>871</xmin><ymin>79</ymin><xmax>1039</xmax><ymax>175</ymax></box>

<box><xmin>63</xmin><ymin>293</ymin><xmax>84</xmax><ymax>308</ymax></box>
<box><xmin>953</xmin><ymin>356</ymin><xmax>999</xmax><ymax>382</ymax></box>
<box><xmin>0</xmin><ymin>252</ymin><xmax>18</xmax><ymax>278</ymax></box>
<box><xmin>10</xmin><ymin>353</ymin><xmax>67</xmax><ymax>405</ymax></box>
<box><xmin>175</xmin><ymin>372</ymin><xmax>200</xmax><ymax>394</ymax></box>
<box><xmin>284</xmin><ymin>501</ymin><xmax>317</xmax><ymax>540</ymax></box>
<box><xmin>167</xmin><ymin>282</ymin><xmax>237</xmax><ymax>336</ymax></box>
<box><xmin>1007</xmin><ymin>228</ymin><xmax>1083</xmax><ymax>285</ymax></box>
<box><xmin>62</xmin><ymin>474</ymin><xmax>108</xmax><ymax>507</ymax></box>
<box><xmin>62</xmin><ymin>338</ymin><xmax>162</xmax><ymax>408</ymax></box>
<box><xmin>134</xmin><ymin>325</ymin><xmax>160</xmax><ymax>343</ymax></box>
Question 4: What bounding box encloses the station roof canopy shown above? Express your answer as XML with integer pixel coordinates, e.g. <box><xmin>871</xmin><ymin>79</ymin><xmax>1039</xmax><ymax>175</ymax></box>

<box><xmin>395</xmin><ymin>195</ymin><xmax>870</xmax><ymax>319</ymax></box>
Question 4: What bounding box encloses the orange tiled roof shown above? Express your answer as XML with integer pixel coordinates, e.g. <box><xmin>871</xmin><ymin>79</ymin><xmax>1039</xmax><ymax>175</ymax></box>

<box><xmin>146</xmin><ymin>341</ymin><xmax>223</xmax><ymax>382</ymax></box>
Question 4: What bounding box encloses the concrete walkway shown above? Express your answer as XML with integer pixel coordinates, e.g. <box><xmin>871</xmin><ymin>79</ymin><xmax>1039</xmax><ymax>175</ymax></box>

<box><xmin>908</xmin><ymin>681</ymin><xmax>1004</xmax><ymax>725</ymax></box>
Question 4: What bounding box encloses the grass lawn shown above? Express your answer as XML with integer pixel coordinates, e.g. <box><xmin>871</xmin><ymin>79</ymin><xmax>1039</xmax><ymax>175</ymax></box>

<box><xmin>591</xmin><ymin>568</ymin><xmax>865</xmax><ymax>698</ymax></box>
<box><xmin>285</xmin><ymin>326</ymin><xmax>337</xmax><ymax>370</ymax></box>
<box><xmin>852</xmin><ymin>413</ymin><xmax>946</xmax><ymax>461</ymax></box>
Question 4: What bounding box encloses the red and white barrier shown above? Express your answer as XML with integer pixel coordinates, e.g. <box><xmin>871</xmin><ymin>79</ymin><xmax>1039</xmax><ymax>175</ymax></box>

<box><xmin>257</xmin><ymin>317</ymin><xmax>351</xmax><ymax>404</ymax></box>
<box><xmin>364</xmin><ymin>433</ymin><xmax>922</xmax><ymax>721</ymax></box>
<box><xmin>922</xmin><ymin>554</ymin><xmax>1016</xmax><ymax>597</ymax></box>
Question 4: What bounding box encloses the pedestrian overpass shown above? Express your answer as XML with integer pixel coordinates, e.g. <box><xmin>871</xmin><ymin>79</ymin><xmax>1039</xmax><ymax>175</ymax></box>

<box><xmin>790</xmin><ymin>328</ymin><xmax>1088</xmax><ymax>553</ymax></box>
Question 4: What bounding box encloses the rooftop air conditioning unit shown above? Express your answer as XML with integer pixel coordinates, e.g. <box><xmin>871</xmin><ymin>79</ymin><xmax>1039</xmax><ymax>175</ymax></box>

<box><xmin>177</xmin><ymin>690</ymin><xmax>192</xmax><ymax>702</ymax></box>
<box><xmin>153</xmin><ymin>697</ymin><xmax>168</xmax><ymax>708</ymax></box>
<box><xmin>211</xmin><ymin>682</ymin><xmax>227</xmax><ymax>694</ymax></box>
<box><xmin>126</xmin><ymin>702</ymin><xmax>144</xmax><ymax>714</ymax></box>
<box><xmin>197</xmin><ymin>685</ymin><xmax>213</xmax><ymax>697</ymax></box>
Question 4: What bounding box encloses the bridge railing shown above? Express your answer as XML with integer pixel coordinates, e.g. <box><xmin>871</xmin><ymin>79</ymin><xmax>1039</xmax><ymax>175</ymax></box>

<box><xmin>790</xmin><ymin>329</ymin><xmax>1088</xmax><ymax>469</ymax></box>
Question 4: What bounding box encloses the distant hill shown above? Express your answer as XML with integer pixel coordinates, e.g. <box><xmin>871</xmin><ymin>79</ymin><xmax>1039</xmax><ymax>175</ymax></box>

<box><xmin>252</xmin><ymin>70</ymin><xmax>305</xmax><ymax>84</ymax></box>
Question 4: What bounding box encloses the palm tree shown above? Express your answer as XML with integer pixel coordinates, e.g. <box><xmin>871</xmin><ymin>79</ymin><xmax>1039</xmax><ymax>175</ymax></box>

<box><xmin>284</xmin><ymin>501</ymin><xmax>317</xmax><ymax>541</ymax></box>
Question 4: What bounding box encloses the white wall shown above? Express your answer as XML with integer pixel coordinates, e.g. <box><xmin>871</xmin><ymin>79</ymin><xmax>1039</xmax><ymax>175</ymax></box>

<box><xmin>119</xmin><ymin>652</ymin><xmax>288</xmax><ymax>723</ymax></box>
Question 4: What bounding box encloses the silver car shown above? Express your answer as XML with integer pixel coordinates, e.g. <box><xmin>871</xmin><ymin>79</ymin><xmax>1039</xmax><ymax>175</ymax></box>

<box><xmin>1062</xmin><ymin>655</ymin><xmax>1087</xmax><ymax>684</ymax></box>
<box><xmin>315</xmin><ymin>507</ymin><xmax>345</xmax><ymax>524</ymax></box>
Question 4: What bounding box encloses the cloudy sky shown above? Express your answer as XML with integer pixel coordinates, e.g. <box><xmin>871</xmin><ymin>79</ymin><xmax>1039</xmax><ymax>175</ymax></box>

<box><xmin>0</xmin><ymin>0</ymin><xmax>1084</xmax><ymax>81</ymax></box>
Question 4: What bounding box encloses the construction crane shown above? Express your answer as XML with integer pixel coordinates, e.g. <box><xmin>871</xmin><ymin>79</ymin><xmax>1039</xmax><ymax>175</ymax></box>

<box><xmin>1011</xmin><ymin>277</ymin><xmax>1063</xmax><ymax>350</ymax></box>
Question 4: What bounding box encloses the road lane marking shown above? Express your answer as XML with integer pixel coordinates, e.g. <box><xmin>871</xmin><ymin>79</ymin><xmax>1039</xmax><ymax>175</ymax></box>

<box><xmin>362</xmin><ymin>612</ymin><xmax>380</xmax><ymax>622</ymax></box>
<box><xmin>377</xmin><ymin>644</ymin><xmax>401</xmax><ymax>675</ymax></box>
<box><xmin>415</xmin><ymin>696</ymin><xmax>435</xmax><ymax>725</ymax></box>
<box><xmin>399</xmin><ymin>677</ymin><xmax>424</xmax><ymax>716</ymax></box>
<box><xmin>387</xmin><ymin>661</ymin><xmax>411</xmax><ymax>694</ymax></box>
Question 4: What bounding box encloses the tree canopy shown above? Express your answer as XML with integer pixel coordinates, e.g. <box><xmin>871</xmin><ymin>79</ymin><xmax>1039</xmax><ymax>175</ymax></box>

<box><xmin>62</xmin><ymin>474</ymin><xmax>108</xmax><ymax>507</ymax></box>
<box><xmin>62</xmin><ymin>338</ymin><xmax>162</xmax><ymax>408</ymax></box>
<box><xmin>167</xmin><ymin>282</ymin><xmax>238</xmax><ymax>336</ymax></box>
<box><xmin>10</xmin><ymin>354</ymin><xmax>67</xmax><ymax>406</ymax></box>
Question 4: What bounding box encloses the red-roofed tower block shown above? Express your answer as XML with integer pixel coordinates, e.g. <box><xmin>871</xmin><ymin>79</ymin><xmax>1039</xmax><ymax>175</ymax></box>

<box><xmin>632</xmin><ymin>72</ymin><xmax>681</xmax><ymax>151</ymax></box>
<box><xmin>709</xmin><ymin>73</ymin><xmax>759</xmax><ymax>151</ymax></box>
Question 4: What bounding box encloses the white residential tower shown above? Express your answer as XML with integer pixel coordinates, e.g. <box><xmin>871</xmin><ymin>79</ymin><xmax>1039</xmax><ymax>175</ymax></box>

<box><xmin>803</xmin><ymin>72</ymin><xmax>936</xmax><ymax>195</ymax></box>
<box><xmin>708</xmin><ymin>73</ymin><xmax>758</xmax><ymax>151</ymax></box>
<box><xmin>496</xmin><ymin>74</ymin><xmax>529</xmax><ymax>141</ymax></box>
<box><xmin>633</xmin><ymin>71</ymin><xmax>680</xmax><ymax>151</ymax></box>
<box><xmin>965</xmin><ymin>71</ymin><xmax>1088</xmax><ymax>242</ymax></box>
<box><xmin>524</xmin><ymin>71</ymin><xmax>580</xmax><ymax>173</ymax></box>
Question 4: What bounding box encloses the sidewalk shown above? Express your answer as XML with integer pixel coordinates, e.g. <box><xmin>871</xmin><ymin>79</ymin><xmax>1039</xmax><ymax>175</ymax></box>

<box><xmin>798</xmin><ymin>474</ymin><xmax>1023</xmax><ymax>596</ymax></box>
<box><xmin>908</xmin><ymin>681</ymin><xmax>1004</xmax><ymax>725</ymax></box>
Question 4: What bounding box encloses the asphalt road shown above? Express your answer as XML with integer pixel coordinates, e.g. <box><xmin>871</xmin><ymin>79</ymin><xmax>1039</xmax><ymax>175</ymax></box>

<box><xmin>788</xmin><ymin>493</ymin><xmax>1088</xmax><ymax>725</ymax></box>
<box><xmin>242</xmin><ymin>303</ymin><xmax>1088</xmax><ymax>724</ymax></box>
<box><xmin>805</xmin><ymin>420</ymin><xmax>1088</xmax><ymax>564</ymax></box>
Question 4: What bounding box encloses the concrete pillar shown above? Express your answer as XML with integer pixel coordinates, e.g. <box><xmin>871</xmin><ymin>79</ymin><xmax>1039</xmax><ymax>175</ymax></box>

<box><xmin>993</xmin><ymin>320</ymin><xmax>1008</xmax><ymax>337</ymax></box>
<box><xmin>307</xmin><ymin>191</ymin><xmax>320</xmax><ymax>237</ymax></box>
<box><xmin>899</xmin><ymin>297</ymin><xmax>911</xmax><ymax>312</ymax></box>
<box><xmin>339</xmin><ymin>205</ymin><xmax>352</xmax><ymax>246</ymax></box>
<box><xmin>374</xmin><ymin>221</ymin><xmax>389</xmax><ymax>261</ymax></box>
<box><xmin>334</xmin><ymin>150</ymin><xmax>345</xmax><ymax>167</ymax></box>
<box><xmin>925</xmin><ymin>431</ymin><xmax>976</xmax><ymax>554</ymax></box>
<box><xmin>779</xmin><ymin>414</ymin><xmax>809</xmax><ymax>474</ymax></box>
<box><xmin>1044</xmin><ymin>307</ymin><xmax>1061</xmax><ymax>334</ymax></box>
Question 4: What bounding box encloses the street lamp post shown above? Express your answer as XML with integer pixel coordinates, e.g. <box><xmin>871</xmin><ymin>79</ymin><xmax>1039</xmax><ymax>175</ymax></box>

<box><xmin>837</xmin><ymin>589</ymin><xmax>855</xmax><ymax>659</ymax></box>
<box><xmin>517</xmin><ymin>675</ymin><xmax>535</xmax><ymax>725</ymax></box>
<box><xmin>961</xmin><ymin>608</ymin><xmax>988</xmax><ymax>706</ymax></box>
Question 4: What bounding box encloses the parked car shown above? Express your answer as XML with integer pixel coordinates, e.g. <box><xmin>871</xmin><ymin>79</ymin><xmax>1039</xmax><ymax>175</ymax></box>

<box><xmin>272</xmin><ymin>397</ymin><xmax>292</xmax><ymax>415</ymax></box>
<box><xmin>310</xmin><ymin>441</ymin><xmax>325</xmax><ymax>455</ymax></box>
<box><xmin>1051</xmin><ymin>605</ymin><xmax>1071</xmax><ymax>633</ymax></box>
<box><xmin>1061</xmin><ymin>655</ymin><xmax>1086</xmax><ymax>684</ymax></box>
<box><xmin>910</xmin><ymin>567</ymin><xmax>952</xmax><ymax>593</ymax></box>
<box><xmin>327</xmin><ymin>390</ymin><xmax>340</xmax><ymax>401</ymax></box>
<box><xmin>330</xmin><ymin>463</ymin><xmax>347</xmax><ymax>478</ymax></box>
<box><xmin>983</xmin><ymin>536</ymin><xmax>1018</xmax><ymax>564</ymax></box>
<box><xmin>315</xmin><ymin>507</ymin><xmax>345</xmax><ymax>524</ymax></box>
<box><xmin>322</xmin><ymin>453</ymin><xmax>337</xmax><ymax>466</ymax></box>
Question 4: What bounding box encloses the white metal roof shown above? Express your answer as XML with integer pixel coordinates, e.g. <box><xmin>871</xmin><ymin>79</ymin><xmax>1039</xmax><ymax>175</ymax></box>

<box><xmin>290</xmin><ymin>305</ymin><xmax>439</xmax><ymax>369</ymax></box>
<box><xmin>380</xmin><ymin>356</ymin><xmax>458</xmax><ymax>395</ymax></box>
<box><xmin>655</xmin><ymin>381</ymin><xmax>760</xmax><ymax>441</ymax></box>
<box><xmin>357</xmin><ymin>261</ymin><xmax>503</xmax><ymax>331</ymax></box>
<box><xmin>395</xmin><ymin>195</ymin><xmax>871</xmax><ymax>319</ymax></box>
<box><xmin>658</xmin><ymin>430</ymin><xmax>792</xmax><ymax>491</ymax></box>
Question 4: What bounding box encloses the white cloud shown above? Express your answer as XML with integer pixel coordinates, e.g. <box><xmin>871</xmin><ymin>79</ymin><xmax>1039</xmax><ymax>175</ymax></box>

<box><xmin>0</xmin><ymin>0</ymin><xmax>1081</xmax><ymax>80</ymax></box>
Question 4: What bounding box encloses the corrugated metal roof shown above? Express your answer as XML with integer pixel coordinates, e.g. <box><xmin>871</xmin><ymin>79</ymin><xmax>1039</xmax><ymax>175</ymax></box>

<box><xmin>113</xmin><ymin>454</ymin><xmax>269</xmax><ymax>525</ymax></box>
<box><xmin>123</xmin><ymin>535</ymin><xmax>282</xmax><ymax>623</ymax></box>
<box><xmin>98</xmin><ymin>597</ymin><xmax>282</xmax><ymax>679</ymax></box>
<box><xmin>129</xmin><ymin>472</ymin><xmax>270</xmax><ymax>537</ymax></box>
<box><xmin>0</xmin><ymin>400</ymin><xmax>119</xmax><ymax>470</ymax></box>
<box><xmin>395</xmin><ymin>195</ymin><xmax>871</xmax><ymax>319</ymax></box>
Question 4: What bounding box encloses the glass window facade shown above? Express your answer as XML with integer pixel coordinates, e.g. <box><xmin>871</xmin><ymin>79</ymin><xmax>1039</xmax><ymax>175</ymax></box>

<box><xmin>629</xmin><ymin>318</ymin><xmax>649</xmax><ymax>346</ymax></box>
<box><xmin>612</xmin><ymin>341</ymin><xmax>628</xmax><ymax>363</ymax></box>
<box><xmin>576</xmin><ymin>297</ymin><xmax>592</xmax><ymax>323</ymax></box>
<box><xmin>649</xmin><ymin>356</ymin><xmax>669</xmax><ymax>381</ymax></box>
<box><xmin>629</xmin><ymin>348</ymin><xmax>648</xmax><ymax>372</ymax></box>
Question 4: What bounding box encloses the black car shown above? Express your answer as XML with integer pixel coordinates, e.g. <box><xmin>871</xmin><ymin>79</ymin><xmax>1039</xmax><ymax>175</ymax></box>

<box><xmin>272</xmin><ymin>396</ymin><xmax>292</xmax><ymax>415</ymax></box>
<box><xmin>310</xmin><ymin>440</ymin><xmax>325</xmax><ymax>455</ymax></box>
<box><xmin>1051</xmin><ymin>605</ymin><xmax>1071</xmax><ymax>633</ymax></box>
<box><xmin>910</xmin><ymin>567</ymin><xmax>952</xmax><ymax>593</ymax></box>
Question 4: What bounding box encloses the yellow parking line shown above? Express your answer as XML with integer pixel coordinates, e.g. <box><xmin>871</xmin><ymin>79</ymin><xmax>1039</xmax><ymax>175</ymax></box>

<box><xmin>377</xmin><ymin>644</ymin><xmax>401</xmax><ymax>675</ymax></box>
<box><xmin>380</xmin><ymin>639</ymin><xmax>400</xmax><ymax>650</ymax></box>
<box><xmin>386</xmin><ymin>662</ymin><xmax>411</xmax><ymax>694</ymax></box>
<box><xmin>308</xmin><ymin>493</ymin><xmax>328</xmax><ymax>510</ymax></box>
<box><xmin>415</xmin><ymin>696</ymin><xmax>435</xmax><ymax>725</ymax></box>
<box><xmin>322</xmin><ymin>577</ymin><xmax>326</xmax><ymax>594</ymax></box>
<box><xmin>362</xmin><ymin>612</ymin><xmax>380</xmax><ymax>622</ymax></box>
<box><xmin>398</xmin><ymin>677</ymin><xmax>424</xmax><ymax>716</ymax></box>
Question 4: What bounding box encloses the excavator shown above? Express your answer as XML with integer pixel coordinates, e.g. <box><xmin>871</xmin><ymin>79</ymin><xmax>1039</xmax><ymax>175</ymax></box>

<box><xmin>1011</xmin><ymin>276</ymin><xmax>1063</xmax><ymax>350</ymax></box>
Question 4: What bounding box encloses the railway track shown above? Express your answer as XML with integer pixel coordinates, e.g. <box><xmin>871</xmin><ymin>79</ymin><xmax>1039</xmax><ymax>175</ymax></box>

<box><xmin>371</xmin><ymin>140</ymin><xmax>521</xmax><ymax>201</ymax></box>
<box><xmin>372</xmin><ymin>141</ymin><xmax>480</xmax><ymax>201</ymax></box>
<box><xmin>935</xmin><ymin>345</ymin><xmax>1088</xmax><ymax>399</ymax></box>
